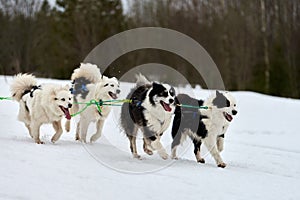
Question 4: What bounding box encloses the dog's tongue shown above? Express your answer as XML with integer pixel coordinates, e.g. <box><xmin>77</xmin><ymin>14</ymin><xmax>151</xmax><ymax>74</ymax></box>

<box><xmin>65</xmin><ymin>110</ymin><xmax>71</xmax><ymax>120</ymax></box>
<box><xmin>224</xmin><ymin>112</ymin><xmax>233</xmax><ymax>122</ymax></box>
<box><xmin>60</xmin><ymin>106</ymin><xmax>71</xmax><ymax>120</ymax></box>
<box><xmin>161</xmin><ymin>101</ymin><xmax>172</xmax><ymax>112</ymax></box>
<box><xmin>109</xmin><ymin>92</ymin><xmax>118</xmax><ymax>99</ymax></box>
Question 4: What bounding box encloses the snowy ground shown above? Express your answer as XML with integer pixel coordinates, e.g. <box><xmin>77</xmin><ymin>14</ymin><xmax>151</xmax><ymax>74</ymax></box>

<box><xmin>0</xmin><ymin>75</ymin><xmax>300</xmax><ymax>200</ymax></box>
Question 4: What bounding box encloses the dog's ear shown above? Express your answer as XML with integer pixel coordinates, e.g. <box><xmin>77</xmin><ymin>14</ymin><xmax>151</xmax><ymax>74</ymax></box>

<box><xmin>63</xmin><ymin>84</ymin><xmax>70</xmax><ymax>91</ymax></box>
<box><xmin>50</xmin><ymin>88</ymin><xmax>57</xmax><ymax>99</ymax></box>
<box><xmin>216</xmin><ymin>90</ymin><xmax>222</xmax><ymax>96</ymax></box>
<box><xmin>152</xmin><ymin>82</ymin><xmax>160</xmax><ymax>88</ymax></box>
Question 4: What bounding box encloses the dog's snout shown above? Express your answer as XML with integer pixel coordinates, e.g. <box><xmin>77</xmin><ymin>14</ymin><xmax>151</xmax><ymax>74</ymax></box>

<box><xmin>116</xmin><ymin>89</ymin><xmax>121</xmax><ymax>94</ymax></box>
<box><xmin>68</xmin><ymin>103</ymin><xmax>72</xmax><ymax>108</ymax></box>
<box><xmin>232</xmin><ymin>110</ymin><xmax>237</xmax><ymax>115</ymax></box>
<box><xmin>169</xmin><ymin>99</ymin><xmax>174</xmax><ymax>104</ymax></box>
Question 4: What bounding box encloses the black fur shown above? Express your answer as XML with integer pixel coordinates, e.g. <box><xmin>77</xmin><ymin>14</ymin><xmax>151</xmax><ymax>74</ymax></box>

<box><xmin>171</xmin><ymin>94</ymin><xmax>208</xmax><ymax>159</ymax></box>
<box><xmin>149</xmin><ymin>82</ymin><xmax>168</xmax><ymax>105</ymax></box>
<box><xmin>212</xmin><ymin>91</ymin><xmax>230</xmax><ymax>108</ymax></box>
<box><xmin>121</xmin><ymin>82</ymin><xmax>176</xmax><ymax>157</ymax></box>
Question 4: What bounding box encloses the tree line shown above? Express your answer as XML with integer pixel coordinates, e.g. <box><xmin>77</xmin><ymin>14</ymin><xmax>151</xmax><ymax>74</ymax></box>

<box><xmin>0</xmin><ymin>0</ymin><xmax>299</xmax><ymax>98</ymax></box>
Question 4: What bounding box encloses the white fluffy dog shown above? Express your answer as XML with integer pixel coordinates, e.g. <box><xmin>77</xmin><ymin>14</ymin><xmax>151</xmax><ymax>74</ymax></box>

<box><xmin>65</xmin><ymin>63</ymin><xmax>120</xmax><ymax>143</ymax></box>
<box><xmin>10</xmin><ymin>74</ymin><xmax>73</xmax><ymax>144</ymax></box>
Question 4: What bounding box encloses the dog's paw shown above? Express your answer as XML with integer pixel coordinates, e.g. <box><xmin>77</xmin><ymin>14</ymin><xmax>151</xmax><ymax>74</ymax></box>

<box><xmin>79</xmin><ymin>138</ymin><xmax>87</xmax><ymax>143</ymax></box>
<box><xmin>90</xmin><ymin>135</ymin><xmax>100</xmax><ymax>143</ymax></box>
<box><xmin>171</xmin><ymin>156</ymin><xmax>179</xmax><ymax>160</ymax></box>
<box><xmin>217</xmin><ymin>163</ymin><xmax>227</xmax><ymax>168</ymax></box>
<box><xmin>35</xmin><ymin>140</ymin><xmax>45</xmax><ymax>144</ymax></box>
<box><xmin>159</xmin><ymin>152</ymin><xmax>169</xmax><ymax>160</ymax></box>
<box><xmin>133</xmin><ymin>153</ymin><xmax>142</xmax><ymax>160</ymax></box>
<box><xmin>197</xmin><ymin>158</ymin><xmax>205</xmax><ymax>163</ymax></box>
<box><xmin>144</xmin><ymin>148</ymin><xmax>153</xmax><ymax>155</ymax></box>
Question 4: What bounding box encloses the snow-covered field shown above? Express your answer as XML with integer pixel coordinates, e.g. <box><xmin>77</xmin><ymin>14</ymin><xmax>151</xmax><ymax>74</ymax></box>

<box><xmin>0</xmin><ymin>75</ymin><xmax>300</xmax><ymax>200</ymax></box>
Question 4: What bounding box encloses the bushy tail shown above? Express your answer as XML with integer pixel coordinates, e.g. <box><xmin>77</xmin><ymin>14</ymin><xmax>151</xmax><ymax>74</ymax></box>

<box><xmin>71</xmin><ymin>63</ymin><xmax>102</xmax><ymax>83</ymax></box>
<box><xmin>135</xmin><ymin>73</ymin><xmax>150</xmax><ymax>87</ymax></box>
<box><xmin>10</xmin><ymin>74</ymin><xmax>37</xmax><ymax>102</ymax></box>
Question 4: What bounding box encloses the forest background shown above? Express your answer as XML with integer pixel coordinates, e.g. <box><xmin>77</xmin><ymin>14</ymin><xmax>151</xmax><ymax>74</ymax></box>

<box><xmin>0</xmin><ymin>0</ymin><xmax>299</xmax><ymax>98</ymax></box>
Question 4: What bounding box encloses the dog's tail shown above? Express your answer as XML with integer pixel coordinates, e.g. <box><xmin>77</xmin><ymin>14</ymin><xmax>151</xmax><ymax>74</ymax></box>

<box><xmin>10</xmin><ymin>74</ymin><xmax>37</xmax><ymax>102</ymax></box>
<box><xmin>71</xmin><ymin>63</ymin><xmax>101</xmax><ymax>83</ymax></box>
<box><xmin>135</xmin><ymin>73</ymin><xmax>150</xmax><ymax>87</ymax></box>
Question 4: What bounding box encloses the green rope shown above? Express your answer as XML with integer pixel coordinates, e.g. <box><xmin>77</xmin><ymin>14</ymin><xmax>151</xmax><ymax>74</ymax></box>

<box><xmin>71</xmin><ymin>99</ymin><xmax>132</xmax><ymax>117</ymax></box>
<box><xmin>0</xmin><ymin>97</ymin><xmax>13</xmax><ymax>101</ymax></box>
<box><xmin>177</xmin><ymin>104</ymin><xmax>209</xmax><ymax>110</ymax></box>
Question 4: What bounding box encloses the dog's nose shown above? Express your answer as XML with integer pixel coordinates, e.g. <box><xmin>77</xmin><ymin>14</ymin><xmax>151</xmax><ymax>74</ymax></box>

<box><xmin>232</xmin><ymin>110</ymin><xmax>237</xmax><ymax>115</ymax></box>
<box><xmin>116</xmin><ymin>89</ymin><xmax>121</xmax><ymax>94</ymax></box>
<box><xmin>68</xmin><ymin>103</ymin><xmax>72</xmax><ymax>108</ymax></box>
<box><xmin>169</xmin><ymin>99</ymin><xmax>174</xmax><ymax>104</ymax></box>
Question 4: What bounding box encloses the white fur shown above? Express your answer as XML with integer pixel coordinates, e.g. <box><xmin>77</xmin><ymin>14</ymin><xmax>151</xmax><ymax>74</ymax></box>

<box><xmin>71</xmin><ymin>63</ymin><xmax>101</xmax><ymax>83</ymax></box>
<box><xmin>68</xmin><ymin>63</ymin><xmax>120</xmax><ymax>143</ymax></box>
<box><xmin>135</xmin><ymin>73</ymin><xmax>150</xmax><ymax>86</ymax></box>
<box><xmin>10</xmin><ymin>74</ymin><xmax>73</xmax><ymax>144</ymax></box>
<box><xmin>200</xmin><ymin>91</ymin><xmax>237</xmax><ymax>166</ymax></box>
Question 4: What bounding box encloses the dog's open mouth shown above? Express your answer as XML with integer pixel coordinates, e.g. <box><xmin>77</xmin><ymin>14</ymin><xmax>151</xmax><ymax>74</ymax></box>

<box><xmin>59</xmin><ymin>106</ymin><xmax>71</xmax><ymax>120</ymax></box>
<box><xmin>160</xmin><ymin>101</ymin><xmax>172</xmax><ymax>112</ymax></box>
<box><xmin>109</xmin><ymin>92</ymin><xmax>118</xmax><ymax>99</ymax></box>
<box><xmin>223</xmin><ymin>112</ymin><xmax>233</xmax><ymax>122</ymax></box>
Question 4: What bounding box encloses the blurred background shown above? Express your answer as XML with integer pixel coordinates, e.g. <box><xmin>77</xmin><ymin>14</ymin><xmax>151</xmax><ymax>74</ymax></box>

<box><xmin>0</xmin><ymin>0</ymin><xmax>299</xmax><ymax>98</ymax></box>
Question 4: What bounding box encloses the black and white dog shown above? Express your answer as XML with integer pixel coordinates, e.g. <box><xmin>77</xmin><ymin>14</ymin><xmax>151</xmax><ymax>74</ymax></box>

<box><xmin>120</xmin><ymin>74</ymin><xmax>176</xmax><ymax>159</ymax></box>
<box><xmin>171</xmin><ymin>91</ymin><xmax>237</xmax><ymax>168</ymax></box>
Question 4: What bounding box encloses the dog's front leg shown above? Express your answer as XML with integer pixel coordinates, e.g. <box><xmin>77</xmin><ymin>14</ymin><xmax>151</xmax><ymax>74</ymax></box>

<box><xmin>30</xmin><ymin>121</ymin><xmax>43</xmax><ymax>144</ymax></box>
<box><xmin>51</xmin><ymin>120</ymin><xmax>63</xmax><ymax>143</ymax></box>
<box><xmin>143</xmin><ymin>138</ymin><xmax>153</xmax><ymax>155</ymax></box>
<box><xmin>75</xmin><ymin>121</ymin><xmax>80</xmax><ymax>141</ymax></box>
<box><xmin>143</xmin><ymin>127</ymin><xmax>168</xmax><ymax>159</ymax></box>
<box><xmin>151</xmin><ymin>137</ymin><xmax>168</xmax><ymax>160</ymax></box>
<box><xmin>203</xmin><ymin>135</ymin><xmax>226</xmax><ymax>168</ymax></box>
<box><xmin>79</xmin><ymin>118</ymin><xmax>90</xmax><ymax>143</ymax></box>
<box><xmin>90</xmin><ymin>119</ymin><xmax>105</xmax><ymax>143</ymax></box>
<box><xmin>25</xmin><ymin>124</ymin><xmax>33</xmax><ymax>138</ymax></box>
<box><xmin>217</xmin><ymin>135</ymin><xmax>224</xmax><ymax>152</ymax></box>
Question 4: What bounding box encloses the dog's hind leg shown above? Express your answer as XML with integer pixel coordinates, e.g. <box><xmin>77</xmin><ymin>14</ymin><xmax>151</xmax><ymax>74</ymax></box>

<box><xmin>203</xmin><ymin>135</ymin><xmax>226</xmax><ymax>168</ymax></box>
<box><xmin>127</xmin><ymin>126</ymin><xmax>141</xmax><ymax>159</ymax></box>
<box><xmin>90</xmin><ymin>119</ymin><xmax>105</xmax><ymax>143</ymax></box>
<box><xmin>51</xmin><ymin>121</ymin><xmax>63</xmax><ymax>143</ymax></box>
<box><xmin>171</xmin><ymin>133</ymin><xmax>183</xmax><ymax>160</ymax></box>
<box><xmin>30</xmin><ymin>121</ymin><xmax>44</xmax><ymax>144</ymax></box>
<box><xmin>193</xmin><ymin>139</ymin><xmax>205</xmax><ymax>163</ymax></box>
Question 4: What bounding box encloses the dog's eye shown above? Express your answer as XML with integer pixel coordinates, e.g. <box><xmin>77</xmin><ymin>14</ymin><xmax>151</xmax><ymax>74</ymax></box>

<box><xmin>160</xmin><ymin>91</ymin><xmax>168</xmax><ymax>97</ymax></box>
<box><xmin>169</xmin><ymin>88</ymin><xmax>175</xmax><ymax>96</ymax></box>
<box><xmin>69</xmin><ymin>98</ymin><xmax>71</xmax><ymax>101</ymax></box>
<box><xmin>234</xmin><ymin>104</ymin><xmax>236</xmax><ymax>107</ymax></box>
<box><xmin>111</xmin><ymin>84</ymin><xmax>114</xmax><ymax>87</ymax></box>
<box><xmin>54</xmin><ymin>98</ymin><xmax>58</xmax><ymax>100</ymax></box>
<box><xmin>61</xmin><ymin>98</ymin><xmax>65</xmax><ymax>101</ymax></box>
<box><xmin>104</xmin><ymin>83</ymin><xmax>109</xmax><ymax>87</ymax></box>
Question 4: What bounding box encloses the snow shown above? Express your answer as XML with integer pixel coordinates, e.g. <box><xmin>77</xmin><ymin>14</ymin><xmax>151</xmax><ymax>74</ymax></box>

<box><xmin>0</xmin><ymin>75</ymin><xmax>300</xmax><ymax>200</ymax></box>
